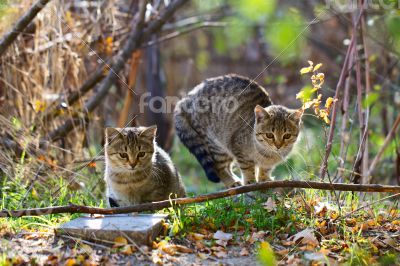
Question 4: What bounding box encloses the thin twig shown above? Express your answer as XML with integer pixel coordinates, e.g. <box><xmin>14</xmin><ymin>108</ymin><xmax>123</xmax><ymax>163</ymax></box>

<box><xmin>60</xmin><ymin>235</ymin><xmax>110</xmax><ymax>250</ymax></box>
<box><xmin>368</xmin><ymin>114</ymin><xmax>400</xmax><ymax>179</ymax></box>
<box><xmin>2</xmin><ymin>181</ymin><xmax>400</xmax><ymax>218</ymax></box>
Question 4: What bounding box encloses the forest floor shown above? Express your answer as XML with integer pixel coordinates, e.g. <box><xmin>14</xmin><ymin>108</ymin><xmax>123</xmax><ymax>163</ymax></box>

<box><xmin>1</xmin><ymin>191</ymin><xmax>400</xmax><ymax>265</ymax></box>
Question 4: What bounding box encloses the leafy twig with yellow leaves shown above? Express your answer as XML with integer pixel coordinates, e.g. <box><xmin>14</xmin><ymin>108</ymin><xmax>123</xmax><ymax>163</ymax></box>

<box><xmin>296</xmin><ymin>61</ymin><xmax>337</xmax><ymax>124</ymax></box>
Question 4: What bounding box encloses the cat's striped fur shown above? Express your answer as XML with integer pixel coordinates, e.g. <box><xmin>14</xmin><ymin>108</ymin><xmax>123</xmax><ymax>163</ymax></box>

<box><xmin>104</xmin><ymin>126</ymin><xmax>186</xmax><ymax>206</ymax></box>
<box><xmin>174</xmin><ymin>74</ymin><xmax>302</xmax><ymax>187</ymax></box>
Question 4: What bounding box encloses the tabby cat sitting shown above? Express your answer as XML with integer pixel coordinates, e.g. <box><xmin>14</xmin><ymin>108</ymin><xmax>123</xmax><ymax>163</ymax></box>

<box><xmin>104</xmin><ymin>126</ymin><xmax>186</xmax><ymax>207</ymax></box>
<box><xmin>174</xmin><ymin>74</ymin><xmax>302</xmax><ymax>188</ymax></box>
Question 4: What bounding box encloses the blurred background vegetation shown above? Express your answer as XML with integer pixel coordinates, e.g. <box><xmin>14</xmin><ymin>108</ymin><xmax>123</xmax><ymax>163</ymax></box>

<box><xmin>0</xmin><ymin>0</ymin><xmax>399</xmax><ymax>208</ymax></box>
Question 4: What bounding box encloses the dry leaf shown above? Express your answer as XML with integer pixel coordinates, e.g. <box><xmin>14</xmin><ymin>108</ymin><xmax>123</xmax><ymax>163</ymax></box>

<box><xmin>197</xmin><ymin>252</ymin><xmax>209</xmax><ymax>260</ymax></box>
<box><xmin>190</xmin><ymin>232</ymin><xmax>205</xmax><ymax>241</ymax></box>
<box><xmin>215</xmin><ymin>239</ymin><xmax>228</xmax><ymax>247</ymax></box>
<box><xmin>113</xmin><ymin>236</ymin><xmax>128</xmax><ymax>248</ymax></box>
<box><xmin>121</xmin><ymin>245</ymin><xmax>135</xmax><ymax>255</ymax></box>
<box><xmin>174</xmin><ymin>245</ymin><xmax>193</xmax><ymax>253</ymax></box>
<box><xmin>64</xmin><ymin>258</ymin><xmax>76</xmax><ymax>266</ymax></box>
<box><xmin>214</xmin><ymin>250</ymin><xmax>228</xmax><ymax>258</ymax></box>
<box><xmin>263</xmin><ymin>198</ymin><xmax>277</xmax><ymax>212</ymax></box>
<box><xmin>161</xmin><ymin>245</ymin><xmax>176</xmax><ymax>256</ymax></box>
<box><xmin>239</xmin><ymin>248</ymin><xmax>250</xmax><ymax>256</ymax></box>
<box><xmin>213</xmin><ymin>230</ymin><xmax>232</xmax><ymax>241</ymax></box>
<box><xmin>287</xmin><ymin>228</ymin><xmax>319</xmax><ymax>246</ymax></box>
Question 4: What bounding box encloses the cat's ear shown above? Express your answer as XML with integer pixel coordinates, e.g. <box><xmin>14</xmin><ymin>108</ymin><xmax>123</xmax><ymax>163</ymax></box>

<box><xmin>288</xmin><ymin>109</ymin><xmax>303</xmax><ymax>123</ymax></box>
<box><xmin>254</xmin><ymin>105</ymin><xmax>270</xmax><ymax>123</ymax></box>
<box><xmin>105</xmin><ymin>127</ymin><xmax>122</xmax><ymax>143</ymax></box>
<box><xmin>140</xmin><ymin>125</ymin><xmax>157</xmax><ymax>139</ymax></box>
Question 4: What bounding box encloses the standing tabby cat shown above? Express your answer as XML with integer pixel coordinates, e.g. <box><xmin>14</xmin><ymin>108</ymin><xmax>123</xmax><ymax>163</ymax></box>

<box><xmin>174</xmin><ymin>74</ymin><xmax>302</xmax><ymax>187</ymax></box>
<box><xmin>104</xmin><ymin>126</ymin><xmax>186</xmax><ymax>207</ymax></box>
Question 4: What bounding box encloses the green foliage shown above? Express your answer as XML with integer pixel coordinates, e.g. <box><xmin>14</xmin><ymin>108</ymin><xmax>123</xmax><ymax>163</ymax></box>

<box><xmin>346</xmin><ymin>244</ymin><xmax>371</xmax><ymax>266</ymax></box>
<box><xmin>232</xmin><ymin>0</ymin><xmax>276</xmax><ymax>23</ymax></box>
<box><xmin>385</xmin><ymin>11</ymin><xmax>400</xmax><ymax>53</ymax></box>
<box><xmin>264</xmin><ymin>9</ymin><xmax>309</xmax><ymax>64</ymax></box>
<box><xmin>205</xmin><ymin>0</ymin><xmax>309</xmax><ymax>64</ymax></box>
<box><xmin>0</xmin><ymin>162</ymin><xmax>103</xmax><ymax>230</ymax></box>
<box><xmin>174</xmin><ymin>193</ymin><xmax>298</xmax><ymax>235</ymax></box>
<box><xmin>379</xmin><ymin>252</ymin><xmax>400</xmax><ymax>266</ymax></box>
<box><xmin>223</xmin><ymin>16</ymin><xmax>252</xmax><ymax>49</ymax></box>
<box><xmin>362</xmin><ymin>92</ymin><xmax>379</xmax><ymax>108</ymax></box>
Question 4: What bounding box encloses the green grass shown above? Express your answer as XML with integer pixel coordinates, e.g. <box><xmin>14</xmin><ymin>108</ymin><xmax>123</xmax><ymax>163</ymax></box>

<box><xmin>0</xmin><ymin>162</ymin><xmax>104</xmax><ymax>232</ymax></box>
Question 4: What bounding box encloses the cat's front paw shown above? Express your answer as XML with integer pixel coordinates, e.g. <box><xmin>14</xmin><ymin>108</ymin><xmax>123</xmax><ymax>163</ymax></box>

<box><xmin>244</xmin><ymin>179</ymin><xmax>257</xmax><ymax>185</ymax></box>
<box><xmin>231</xmin><ymin>181</ymin><xmax>243</xmax><ymax>187</ymax></box>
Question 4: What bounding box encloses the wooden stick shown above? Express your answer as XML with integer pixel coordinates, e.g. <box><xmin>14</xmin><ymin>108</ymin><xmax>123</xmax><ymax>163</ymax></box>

<box><xmin>118</xmin><ymin>50</ymin><xmax>142</xmax><ymax>127</ymax></box>
<box><xmin>1</xmin><ymin>181</ymin><xmax>400</xmax><ymax>218</ymax></box>
<box><xmin>0</xmin><ymin>0</ymin><xmax>51</xmax><ymax>56</ymax></box>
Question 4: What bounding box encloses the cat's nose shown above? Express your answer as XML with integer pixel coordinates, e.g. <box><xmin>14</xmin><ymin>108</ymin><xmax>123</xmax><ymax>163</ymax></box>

<box><xmin>275</xmin><ymin>142</ymin><xmax>283</xmax><ymax>149</ymax></box>
<box><xmin>129</xmin><ymin>161</ymin><xmax>137</xmax><ymax>169</ymax></box>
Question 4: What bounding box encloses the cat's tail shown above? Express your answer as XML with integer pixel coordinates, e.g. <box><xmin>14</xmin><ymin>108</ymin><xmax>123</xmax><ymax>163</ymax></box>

<box><xmin>174</xmin><ymin>101</ymin><xmax>220</xmax><ymax>183</ymax></box>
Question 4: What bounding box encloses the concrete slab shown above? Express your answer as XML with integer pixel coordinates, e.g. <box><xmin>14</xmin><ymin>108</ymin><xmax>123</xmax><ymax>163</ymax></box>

<box><xmin>56</xmin><ymin>214</ymin><xmax>168</xmax><ymax>246</ymax></box>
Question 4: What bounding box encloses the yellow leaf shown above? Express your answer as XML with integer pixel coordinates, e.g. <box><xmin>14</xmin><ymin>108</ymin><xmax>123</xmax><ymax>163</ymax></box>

<box><xmin>121</xmin><ymin>245</ymin><xmax>134</xmax><ymax>255</ymax></box>
<box><xmin>296</xmin><ymin>91</ymin><xmax>304</xmax><ymax>99</ymax></box>
<box><xmin>258</xmin><ymin>242</ymin><xmax>277</xmax><ymax>266</ymax></box>
<box><xmin>34</xmin><ymin>100</ymin><xmax>46</xmax><ymax>112</ymax></box>
<box><xmin>300</xmin><ymin>66</ymin><xmax>313</xmax><ymax>75</ymax></box>
<box><xmin>325</xmin><ymin>97</ymin><xmax>337</xmax><ymax>109</ymax></box>
<box><xmin>31</xmin><ymin>187</ymin><xmax>39</xmax><ymax>201</ymax></box>
<box><xmin>316</xmin><ymin>73</ymin><xmax>325</xmax><ymax>80</ymax></box>
<box><xmin>65</xmin><ymin>258</ymin><xmax>76</xmax><ymax>266</ymax></box>
<box><xmin>302</xmin><ymin>101</ymin><xmax>314</xmax><ymax>109</ymax></box>
<box><xmin>113</xmin><ymin>236</ymin><xmax>128</xmax><ymax>247</ymax></box>
<box><xmin>307</xmin><ymin>60</ymin><xmax>314</xmax><ymax>66</ymax></box>
<box><xmin>313</xmin><ymin>63</ymin><xmax>323</xmax><ymax>72</ymax></box>
<box><xmin>65</xmin><ymin>11</ymin><xmax>74</xmax><ymax>26</ymax></box>
<box><xmin>105</xmin><ymin>36</ymin><xmax>113</xmax><ymax>46</ymax></box>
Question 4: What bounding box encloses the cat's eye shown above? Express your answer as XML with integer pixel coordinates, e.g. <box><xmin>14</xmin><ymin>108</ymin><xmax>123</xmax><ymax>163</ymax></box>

<box><xmin>265</xmin><ymin>133</ymin><xmax>274</xmax><ymax>139</ymax></box>
<box><xmin>137</xmin><ymin>151</ymin><xmax>145</xmax><ymax>158</ymax></box>
<box><xmin>283</xmin><ymin>134</ymin><xmax>291</xmax><ymax>139</ymax></box>
<box><xmin>119</xmin><ymin>153</ymin><xmax>128</xmax><ymax>159</ymax></box>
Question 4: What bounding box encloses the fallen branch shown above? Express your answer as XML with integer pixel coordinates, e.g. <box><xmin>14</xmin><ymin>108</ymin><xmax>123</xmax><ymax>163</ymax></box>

<box><xmin>0</xmin><ymin>0</ymin><xmax>51</xmax><ymax>57</ymax></box>
<box><xmin>1</xmin><ymin>181</ymin><xmax>400</xmax><ymax>218</ymax></box>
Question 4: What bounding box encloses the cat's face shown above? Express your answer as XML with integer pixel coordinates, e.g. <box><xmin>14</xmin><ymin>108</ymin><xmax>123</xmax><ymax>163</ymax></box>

<box><xmin>105</xmin><ymin>126</ymin><xmax>157</xmax><ymax>172</ymax></box>
<box><xmin>254</xmin><ymin>105</ymin><xmax>302</xmax><ymax>153</ymax></box>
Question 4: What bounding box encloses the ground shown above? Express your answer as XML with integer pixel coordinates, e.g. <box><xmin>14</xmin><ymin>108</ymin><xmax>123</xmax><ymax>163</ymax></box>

<box><xmin>1</xmin><ymin>191</ymin><xmax>400</xmax><ymax>265</ymax></box>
